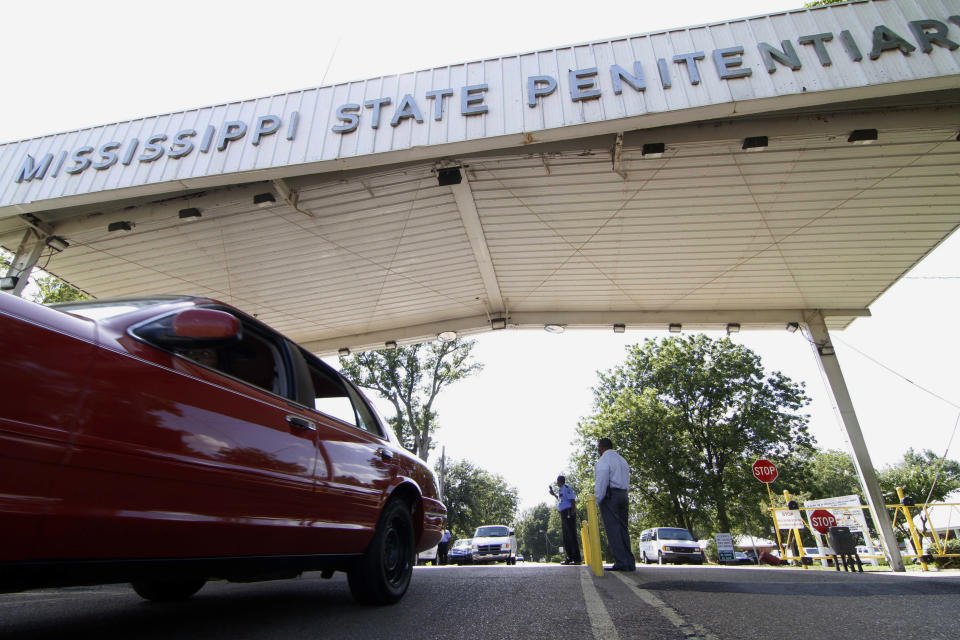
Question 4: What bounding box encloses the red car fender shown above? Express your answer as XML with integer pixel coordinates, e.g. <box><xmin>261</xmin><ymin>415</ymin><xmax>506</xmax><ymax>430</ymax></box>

<box><xmin>383</xmin><ymin>475</ymin><xmax>446</xmax><ymax>552</ymax></box>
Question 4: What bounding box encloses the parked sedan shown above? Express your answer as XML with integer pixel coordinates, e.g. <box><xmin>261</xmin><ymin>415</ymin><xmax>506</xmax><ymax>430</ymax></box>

<box><xmin>449</xmin><ymin>539</ymin><xmax>473</xmax><ymax>565</ymax></box>
<box><xmin>0</xmin><ymin>294</ymin><xmax>446</xmax><ymax>605</ymax></box>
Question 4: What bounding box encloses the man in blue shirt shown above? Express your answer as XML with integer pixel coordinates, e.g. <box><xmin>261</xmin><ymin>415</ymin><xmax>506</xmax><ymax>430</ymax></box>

<box><xmin>549</xmin><ymin>475</ymin><xmax>582</xmax><ymax>565</ymax></box>
<box><xmin>438</xmin><ymin>529</ymin><xmax>451</xmax><ymax>565</ymax></box>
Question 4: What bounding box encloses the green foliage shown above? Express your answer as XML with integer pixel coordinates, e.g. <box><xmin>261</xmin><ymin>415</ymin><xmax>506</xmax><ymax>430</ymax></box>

<box><xmin>878</xmin><ymin>449</ymin><xmax>960</xmax><ymax>506</ymax></box>
<box><xmin>804</xmin><ymin>0</ymin><xmax>851</xmax><ymax>6</ymax></box>
<box><xmin>703</xmin><ymin>539</ymin><xmax>718</xmax><ymax>563</ymax></box>
<box><xmin>932</xmin><ymin>538</ymin><xmax>960</xmax><ymax>570</ymax></box>
<box><xmin>878</xmin><ymin>449</ymin><xmax>960</xmax><ymax>552</ymax></box>
<box><xmin>338</xmin><ymin>339</ymin><xmax>482</xmax><ymax>461</ymax></box>
<box><xmin>804</xmin><ymin>449</ymin><xmax>864</xmax><ymax>502</ymax></box>
<box><xmin>1</xmin><ymin>248</ymin><xmax>89</xmax><ymax>303</ymax></box>
<box><xmin>515</xmin><ymin>503</ymin><xmax>559</xmax><ymax>561</ymax></box>
<box><xmin>573</xmin><ymin>335</ymin><xmax>814</xmax><ymax>540</ymax></box>
<box><xmin>438</xmin><ymin>459</ymin><xmax>518</xmax><ymax>540</ymax></box>
<box><xmin>34</xmin><ymin>274</ymin><xmax>89</xmax><ymax>304</ymax></box>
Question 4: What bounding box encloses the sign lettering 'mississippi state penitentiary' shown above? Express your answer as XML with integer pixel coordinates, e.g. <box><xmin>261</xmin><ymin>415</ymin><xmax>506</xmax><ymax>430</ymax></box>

<box><xmin>7</xmin><ymin>7</ymin><xmax>960</xmax><ymax>193</ymax></box>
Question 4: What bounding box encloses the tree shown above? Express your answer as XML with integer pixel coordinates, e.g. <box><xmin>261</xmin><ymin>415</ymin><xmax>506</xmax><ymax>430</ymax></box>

<box><xmin>803</xmin><ymin>448</ymin><xmax>864</xmax><ymax>502</ymax></box>
<box><xmin>338</xmin><ymin>339</ymin><xmax>481</xmax><ymax>461</ymax></box>
<box><xmin>1</xmin><ymin>248</ymin><xmax>89</xmax><ymax>303</ymax></box>
<box><xmin>34</xmin><ymin>273</ymin><xmax>88</xmax><ymax>304</ymax></box>
<box><xmin>574</xmin><ymin>335</ymin><xmax>814</xmax><ymax>538</ymax></box>
<box><xmin>878</xmin><ymin>449</ymin><xmax>960</xmax><ymax>551</ymax></box>
<box><xmin>438</xmin><ymin>459</ymin><xmax>518</xmax><ymax>540</ymax></box>
<box><xmin>515</xmin><ymin>503</ymin><xmax>559</xmax><ymax>561</ymax></box>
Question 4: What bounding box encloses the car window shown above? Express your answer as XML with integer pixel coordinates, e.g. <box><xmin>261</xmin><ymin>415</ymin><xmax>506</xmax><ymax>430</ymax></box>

<box><xmin>658</xmin><ymin>528</ymin><xmax>695</xmax><ymax>541</ymax></box>
<box><xmin>302</xmin><ymin>357</ymin><xmax>384</xmax><ymax>438</ymax></box>
<box><xmin>135</xmin><ymin>313</ymin><xmax>287</xmax><ymax>396</ymax></box>
<box><xmin>476</xmin><ymin>526</ymin><xmax>509</xmax><ymax>537</ymax></box>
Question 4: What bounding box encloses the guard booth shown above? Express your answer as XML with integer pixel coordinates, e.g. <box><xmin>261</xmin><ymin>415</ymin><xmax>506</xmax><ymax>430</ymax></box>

<box><xmin>3</xmin><ymin>0</ymin><xmax>960</xmax><ymax>571</ymax></box>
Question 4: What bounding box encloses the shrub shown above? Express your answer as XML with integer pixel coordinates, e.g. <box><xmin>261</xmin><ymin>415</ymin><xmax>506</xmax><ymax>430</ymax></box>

<box><xmin>703</xmin><ymin>540</ymin><xmax>718</xmax><ymax>563</ymax></box>
<box><xmin>932</xmin><ymin>538</ymin><xmax>960</xmax><ymax>570</ymax></box>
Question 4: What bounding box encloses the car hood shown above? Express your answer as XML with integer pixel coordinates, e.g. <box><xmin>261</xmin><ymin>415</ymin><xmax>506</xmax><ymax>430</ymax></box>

<box><xmin>473</xmin><ymin>536</ymin><xmax>510</xmax><ymax>545</ymax></box>
<box><xmin>660</xmin><ymin>538</ymin><xmax>698</xmax><ymax>545</ymax></box>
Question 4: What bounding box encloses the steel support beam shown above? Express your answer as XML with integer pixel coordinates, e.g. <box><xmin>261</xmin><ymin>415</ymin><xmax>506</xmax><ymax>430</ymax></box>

<box><xmin>804</xmin><ymin>310</ymin><xmax>905</xmax><ymax>572</ymax></box>
<box><xmin>449</xmin><ymin>170</ymin><xmax>504</xmax><ymax>315</ymax></box>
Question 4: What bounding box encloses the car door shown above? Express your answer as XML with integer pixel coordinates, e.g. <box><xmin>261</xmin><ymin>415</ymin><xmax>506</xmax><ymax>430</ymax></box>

<box><xmin>290</xmin><ymin>349</ymin><xmax>397</xmax><ymax>554</ymax></box>
<box><xmin>43</xmin><ymin>306</ymin><xmax>322</xmax><ymax>560</ymax></box>
<box><xmin>0</xmin><ymin>297</ymin><xmax>96</xmax><ymax>561</ymax></box>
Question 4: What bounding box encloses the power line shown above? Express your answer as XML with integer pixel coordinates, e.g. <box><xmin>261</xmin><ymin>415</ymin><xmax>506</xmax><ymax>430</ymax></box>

<box><xmin>831</xmin><ymin>336</ymin><xmax>960</xmax><ymax>411</ymax></box>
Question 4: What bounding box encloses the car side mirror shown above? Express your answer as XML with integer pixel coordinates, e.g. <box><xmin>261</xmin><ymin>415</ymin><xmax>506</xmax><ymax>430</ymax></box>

<box><xmin>135</xmin><ymin>308</ymin><xmax>242</xmax><ymax>349</ymax></box>
<box><xmin>509</xmin><ymin>529</ymin><xmax>515</xmax><ymax>536</ymax></box>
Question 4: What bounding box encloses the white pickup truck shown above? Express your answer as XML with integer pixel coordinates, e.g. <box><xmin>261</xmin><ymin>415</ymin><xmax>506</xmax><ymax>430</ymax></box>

<box><xmin>471</xmin><ymin>525</ymin><xmax>518</xmax><ymax>565</ymax></box>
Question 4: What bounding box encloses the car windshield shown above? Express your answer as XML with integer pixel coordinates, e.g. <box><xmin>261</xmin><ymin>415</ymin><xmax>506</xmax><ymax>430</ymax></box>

<box><xmin>476</xmin><ymin>526</ymin><xmax>509</xmax><ymax>537</ymax></box>
<box><xmin>658</xmin><ymin>528</ymin><xmax>694</xmax><ymax>541</ymax></box>
<box><xmin>453</xmin><ymin>539</ymin><xmax>471</xmax><ymax>548</ymax></box>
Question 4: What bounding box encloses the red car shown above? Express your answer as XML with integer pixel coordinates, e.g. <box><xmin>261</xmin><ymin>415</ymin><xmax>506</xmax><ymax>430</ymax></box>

<box><xmin>0</xmin><ymin>293</ymin><xmax>445</xmax><ymax>605</ymax></box>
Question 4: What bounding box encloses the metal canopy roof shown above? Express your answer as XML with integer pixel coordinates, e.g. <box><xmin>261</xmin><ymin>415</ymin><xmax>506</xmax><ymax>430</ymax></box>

<box><xmin>4</xmin><ymin>94</ymin><xmax>959</xmax><ymax>354</ymax></box>
<box><xmin>2</xmin><ymin>1</ymin><xmax>959</xmax><ymax>354</ymax></box>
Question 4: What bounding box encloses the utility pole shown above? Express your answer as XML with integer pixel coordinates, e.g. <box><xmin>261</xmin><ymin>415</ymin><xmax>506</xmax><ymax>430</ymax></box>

<box><xmin>438</xmin><ymin>446</ymin><xmax>446</xmax><ymax>503</ymax></box>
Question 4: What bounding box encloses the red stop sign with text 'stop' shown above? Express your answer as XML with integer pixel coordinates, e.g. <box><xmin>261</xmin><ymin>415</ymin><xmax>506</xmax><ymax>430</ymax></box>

<box><xmin>809</xmin><ymin>509</ymin><xmax>838</xmax><ymax>534</ymax></box>
<box><xmin>752</xmin><ymin>459</ymin><xmax>778</xmax><ymax>483</ymax></box>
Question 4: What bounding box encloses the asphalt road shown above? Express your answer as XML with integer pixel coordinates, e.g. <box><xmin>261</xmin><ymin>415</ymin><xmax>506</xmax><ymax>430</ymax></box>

<box><xmin>2</xmin><ymin>564</ymin><xmax>958</xmax><ymax>639</ymax></box>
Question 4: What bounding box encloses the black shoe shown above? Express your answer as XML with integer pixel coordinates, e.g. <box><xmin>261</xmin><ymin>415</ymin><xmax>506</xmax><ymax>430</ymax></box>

<box><xmin>604</xmin><ymin>566</ymin><xmax>621</xmax><ymax>571</ymax></box>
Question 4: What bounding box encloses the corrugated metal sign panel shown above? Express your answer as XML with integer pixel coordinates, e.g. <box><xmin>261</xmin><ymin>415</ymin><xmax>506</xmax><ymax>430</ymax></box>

<box><xmin>1</xmin><ymin>0</ymin><xmax>958</xmax><ymax>213</ymax></box>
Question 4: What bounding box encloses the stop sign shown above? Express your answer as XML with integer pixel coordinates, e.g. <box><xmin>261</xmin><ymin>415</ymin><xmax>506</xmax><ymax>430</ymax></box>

<box><xmin>752</xmin><ymin>459</ymin><xmax>778</xmax><ymax>483</ymax></box>
<box><xmin>809</xmin><ymin>509</ymin><xmax>837</xmax><ymax>534</ymax></box>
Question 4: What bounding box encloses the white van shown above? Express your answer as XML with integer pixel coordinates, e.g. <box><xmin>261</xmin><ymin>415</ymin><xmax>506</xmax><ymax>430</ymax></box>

<box><xmin>471</xmin><ymin>525</ymin><xmax>518</xmax><ymax>565</ymax></box>
<box><xmin>639</xmin><ymin>527</ymin><xmax>704</xmax><ymax>565</ymax></box>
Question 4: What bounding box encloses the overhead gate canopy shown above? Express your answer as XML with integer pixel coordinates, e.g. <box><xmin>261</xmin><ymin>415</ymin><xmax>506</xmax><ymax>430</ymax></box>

<box><xmin>2</xmin><ymin>0</ymin><xmax>959</xmax><ymax>354</ymax></box>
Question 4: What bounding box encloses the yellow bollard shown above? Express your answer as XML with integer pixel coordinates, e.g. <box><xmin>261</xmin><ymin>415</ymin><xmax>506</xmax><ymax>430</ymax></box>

<box><xmin>897</xmin><ymin>486</ymin><xmax>929</xmax><ymax>571</ymax></box>
<box><xmin>581</xmin><ymin>522</ymin><xmax>592</xmax><ymax>567</ymax></box>
<box><xmin>585</xmin><ymin>495</ymin><xmax>604</xmax><ymax>576</ymax></box>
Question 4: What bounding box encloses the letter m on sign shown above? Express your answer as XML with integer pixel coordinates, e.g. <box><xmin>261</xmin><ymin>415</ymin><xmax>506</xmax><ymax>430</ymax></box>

<box><xmin>15</xmin><ymin>153</ymin><xmax>54</xmax><ymax>183</ymax></box>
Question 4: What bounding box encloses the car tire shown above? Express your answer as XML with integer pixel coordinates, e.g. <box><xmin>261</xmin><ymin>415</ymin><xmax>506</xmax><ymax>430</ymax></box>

<box><xmin>347</xmin><ymin>498</ymin><xmax>414</xmax><ymax>605</ymax></box>
<box><xmin>658</xmin><ymin>552</ymin><xmax>665</xmax><ymax>565</ymax></box>
<box><xmin>131</xmin><ymin>578</ymin><xmax>206</xmax><ymax>602</ymax></box>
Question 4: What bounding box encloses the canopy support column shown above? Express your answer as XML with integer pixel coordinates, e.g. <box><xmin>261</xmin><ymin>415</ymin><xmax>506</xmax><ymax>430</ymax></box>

<box><xmin>804</xmin><ymin>310</ymin><xmax>905</xmax><ymax>572</ymax></box>
<box><xmin>2</xmin><ymin>229</ymin><xmax>45</xmax><ymax>297</ymax></box>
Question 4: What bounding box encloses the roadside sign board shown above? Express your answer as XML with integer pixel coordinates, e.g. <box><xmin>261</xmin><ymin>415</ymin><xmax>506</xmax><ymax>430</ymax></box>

<box><xmin>715</xmin><ymin>533</ymin><xmax>735</xmax><ymax>563</ymax></box>
<box><xmin>752</xmin><ymin>459</ymin><xmax>778</xmax><ymax>483</ymax></box>
<box><xmin>773</xmin><ymin>508</ymin><xmax>805</xmax><ymax>530</ymax></box>
<box><xmin>804</xmin><ymin>495</ymin><xmax>867</xmax><ymax>533</ymax></box>
<box><xmin>809</xmin><ymin>509</ymin><xmax>838</xmax><ymax>534</ymax></box>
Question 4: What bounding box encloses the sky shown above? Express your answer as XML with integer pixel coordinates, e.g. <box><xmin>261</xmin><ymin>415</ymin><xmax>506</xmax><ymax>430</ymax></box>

<box><xmin>3</xmin><ymin>0</ymin><xmax>959</xmax><ymax>514</ymax></box>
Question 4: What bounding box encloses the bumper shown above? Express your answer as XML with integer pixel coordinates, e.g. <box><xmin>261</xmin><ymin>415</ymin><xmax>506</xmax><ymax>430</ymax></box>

<box><xmin>472</xmin><ymin>552</ymin><xmax>511</xmax><ymax>563</ymax></box>
<box><xmin>662</xmin><ymin>551</ymin><xmax>703</xmax><ymax>563</ymax></box>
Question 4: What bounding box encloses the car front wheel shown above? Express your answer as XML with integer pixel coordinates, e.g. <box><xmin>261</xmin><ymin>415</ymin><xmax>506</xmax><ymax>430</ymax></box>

<box><xmin>348</xmin><ymin>498</ymin><xmax>415</xmax><ymax>605</ymax></box>
<box><xmin>658</xmin><ymin>552</ymin><xmax>665</xmax><ymax>565</ymax></box>
<box><xmin>131</xmin><ymin>577</ymin><xmax>206</xmax><ymax>602</ymax></box>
